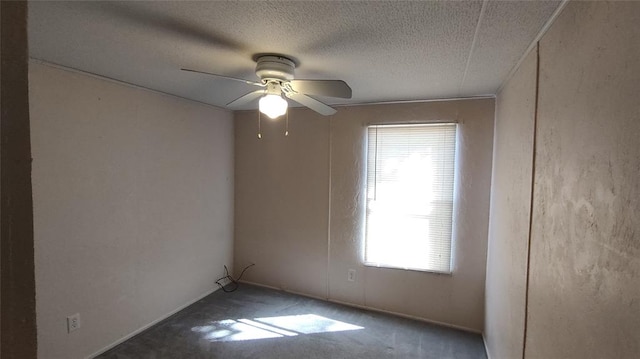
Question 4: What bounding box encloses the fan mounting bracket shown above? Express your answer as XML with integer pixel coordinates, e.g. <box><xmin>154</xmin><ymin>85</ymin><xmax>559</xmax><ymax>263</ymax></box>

<box><xmin>255</xmin><ymin>55</ymin><xmax>296</xmax><ymax>82</ymax></box>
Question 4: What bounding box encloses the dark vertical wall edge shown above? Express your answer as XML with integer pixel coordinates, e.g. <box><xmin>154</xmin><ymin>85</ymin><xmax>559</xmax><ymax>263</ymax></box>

<box><xmin>521</xmin><ymin>41</ymin><xmax>540</xmax><ymax>359</ymax></box>
<box><xmin>1</xmin><ymin>1</ymin><xmax>38</xmax><ymax>358</ymax></box>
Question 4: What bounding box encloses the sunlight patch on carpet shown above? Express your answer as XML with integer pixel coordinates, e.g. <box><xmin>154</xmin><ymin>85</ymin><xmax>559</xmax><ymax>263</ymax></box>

<box><xmin>191</xmin><ymin>314</ymin><xmax>364</xmax><ymax>342</ymax></box>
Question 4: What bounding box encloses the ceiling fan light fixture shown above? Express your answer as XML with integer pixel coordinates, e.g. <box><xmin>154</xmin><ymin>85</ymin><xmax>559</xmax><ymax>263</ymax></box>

<box><xmin>259</xmin><ymin>94</ymin><xmax>288</xmax><ymax>119</ymax></box>
<box><xmin>182</xmin><ymin>53</ymin><xmax>350</xmax><ymax>118</ymax></box>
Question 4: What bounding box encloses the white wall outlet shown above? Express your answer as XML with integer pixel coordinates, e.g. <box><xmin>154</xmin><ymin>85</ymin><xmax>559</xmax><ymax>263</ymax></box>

<box><xmin>67</xmin><ymin>313</ymin><xmax>81</xmax><ymax>333</ymax></box>
<box><xmin>347</xmin><ymin>269</ymin><xmax>356</xmax><ymax>282</ymax></box>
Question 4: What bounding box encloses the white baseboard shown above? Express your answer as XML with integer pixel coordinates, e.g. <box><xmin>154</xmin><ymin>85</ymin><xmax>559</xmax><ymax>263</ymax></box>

<box><xmin>239</xmin><ymin>279</ymin><xmax>328</xmax><ymax>301</ymax></box>
<box><xmin>482</xmin><ymin>334</ymin><xmax>492</xmax><ymax>359</ymax></box>
<box><xmin>236</xmin><ymin>279</ymin><xmax>281</xmax><ymax>292</ymax></box>
<box><xmin>86</xmin><ymin>287</ymin><xmax>219</xmax><ymax>358</ymax></box>
<box><xmin>239</xmin><ymin>280</ymin><xmax>481</xmax><ymax>334</ymax></box>
<box><xmin>328</xmin><ymin>298</ymin><xmax>482</xmax><ymax>334</ymax></box>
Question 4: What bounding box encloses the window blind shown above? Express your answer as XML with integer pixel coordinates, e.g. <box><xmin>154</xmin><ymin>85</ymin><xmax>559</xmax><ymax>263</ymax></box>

<box><xmin>365</xmin><ymin>123</ymin><xmax>457</xmax><ymax>273</ymax></box>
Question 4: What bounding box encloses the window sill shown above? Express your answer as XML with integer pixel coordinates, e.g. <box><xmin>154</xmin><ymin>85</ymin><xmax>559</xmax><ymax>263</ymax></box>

<box><xmin>363</xmin><ymin>262</ymin><xmax>452</xmax><ymax>275</ymax></box>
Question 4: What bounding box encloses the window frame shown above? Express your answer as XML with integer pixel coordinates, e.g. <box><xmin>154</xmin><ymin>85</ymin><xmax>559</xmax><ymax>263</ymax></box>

<box><xmin>362</xmin><ymin>122</ymin><xmax>458</xmax><ymax>275</ymax></box>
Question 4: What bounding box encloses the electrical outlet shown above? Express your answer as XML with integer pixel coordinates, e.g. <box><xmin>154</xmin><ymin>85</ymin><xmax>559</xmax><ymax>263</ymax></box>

<box><xmin>67</xmin><ymin>313</ymin><xmax>81</xmax><ymax>333</ymax></box>
<box><xmin>347</xmin><ymin>269</ymin><xmax>356</xmax><ymax>282</ymax></box>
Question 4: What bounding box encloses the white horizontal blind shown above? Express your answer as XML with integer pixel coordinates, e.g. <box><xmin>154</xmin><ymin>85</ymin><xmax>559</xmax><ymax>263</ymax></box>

<box><xmin>365</xmin><ymin>123</ymin><xmax>456</xmax><ymax>273</ymax></box>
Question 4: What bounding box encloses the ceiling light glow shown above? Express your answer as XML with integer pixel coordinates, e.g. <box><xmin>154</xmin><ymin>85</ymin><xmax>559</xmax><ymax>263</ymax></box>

<box><xmin>259</xmin><ymin>94</ymin><xmax>287</xmax><ymax>119</ymax></box>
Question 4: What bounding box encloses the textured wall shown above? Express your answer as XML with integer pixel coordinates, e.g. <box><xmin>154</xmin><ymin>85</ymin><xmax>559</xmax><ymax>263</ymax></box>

<box><xmin>234</xmin><ymin>109</ymin><xmax>330</xmax><ymax>298</ymax></box>
<box><xmin>484</xmin><ymin>50</ymin><xmax>537</xmax><ymax>358</ymax></box>
<box><xmin>235</xmin><ymin>99</ymin><xmax>494</xmax><ymax>331</ymax></box>
<box><xmin>29</xmin><ymin>62</ymin><xmax>234</xmax><ymax>358</ymax></box>
<box><xmin>526</xmin><ymin>2</ymin><xmax>640</xmax><ymax>358</ymax></box>
<box><xmin>328</xmin><ymin>100</ymin><xmax>494</xmax><ymax>331</ymax></box>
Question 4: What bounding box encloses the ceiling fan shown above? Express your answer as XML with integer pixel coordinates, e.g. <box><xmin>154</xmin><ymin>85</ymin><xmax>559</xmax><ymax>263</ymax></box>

<box><xmin>182</xmin><ymin>54</ymin><xmax>352</xmax><ymax>118</ymax></box>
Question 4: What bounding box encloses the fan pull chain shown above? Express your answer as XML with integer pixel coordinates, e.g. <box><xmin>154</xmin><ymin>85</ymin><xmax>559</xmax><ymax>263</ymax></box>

<box><xmin>285</xmin><ymin>110</ymin><xmax>289</xmax><ymax>136</ymax></box>
<box><xmin>257</xmin><ymin>111</ymin><xmax>262</xmax><ymax>139</ymax></box>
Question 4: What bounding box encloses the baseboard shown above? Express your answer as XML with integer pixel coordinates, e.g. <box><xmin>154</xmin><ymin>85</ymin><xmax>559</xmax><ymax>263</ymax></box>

<box><xmin>86</xmin><ymin>287</ymin><xmax>219</xmax><ymax>358</ymax></box>
<box><xmin>328</xmin><ymin>298</ymin><xmax>482</xmax><ymax>334</ymax></box>
<box><xmin>482</xmin><ymin>334</ymin><xmax>492</xmax><ymax>359</ymax></box>
<box><xmin>239</xmin><ymin>280</ymin><xmax>481</xmax><ymax>334</ymax></box>
<box><xmin>239</xmin><ymin>279</ymin><xmax>328</xmax><ymax>301</ymax></box>
<box><xmin>237</xmin><ymin>279</ymin><xmax>281</xmax><ymax>292</ymax></box>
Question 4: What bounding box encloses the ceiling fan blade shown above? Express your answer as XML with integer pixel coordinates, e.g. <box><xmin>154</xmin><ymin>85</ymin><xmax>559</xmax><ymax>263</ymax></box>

<box><xmin>287</xmin><ymin>93</ymin><xmax>337</xmax><ymax>116</ymax></box>
<box><xmin>289</xmin><ymin>80</ymin><xmax>352</xmax><ymax>99</ymax></box>
<box><xmin>181</xmin><ymin>68</ymin><xmax>264</xmax><ymax>87</ymax></box>
<box><xmin>227</xmin><ymin>90</ymin><xmax>265</xmax><ymax>107</ymax></box>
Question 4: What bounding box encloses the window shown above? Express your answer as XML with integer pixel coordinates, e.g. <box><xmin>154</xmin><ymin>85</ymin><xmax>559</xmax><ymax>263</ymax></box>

<box><xmin>365</xmin><ymin>123</ymin><xmax>457</xmax><ymax>273</ymax></box>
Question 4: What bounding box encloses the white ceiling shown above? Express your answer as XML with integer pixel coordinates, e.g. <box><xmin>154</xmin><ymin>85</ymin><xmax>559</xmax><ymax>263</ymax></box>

<box><xmin>28</xmin><ymin>1</ymin><xmax>561</xmax><ymax>110</ymax></box>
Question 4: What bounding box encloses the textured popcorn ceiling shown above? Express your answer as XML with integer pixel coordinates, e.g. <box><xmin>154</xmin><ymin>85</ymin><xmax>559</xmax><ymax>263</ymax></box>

<box><xmin>28</xmin><ymin>1</ymin><xmax>561</xmax><ymax>109</ymax></box>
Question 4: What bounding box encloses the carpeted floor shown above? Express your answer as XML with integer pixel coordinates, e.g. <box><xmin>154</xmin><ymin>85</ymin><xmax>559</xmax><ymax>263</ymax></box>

<box><xmin>96</xmin><ymin>284</ymin><xmax>487</xmax><ymax>358</ymax></box>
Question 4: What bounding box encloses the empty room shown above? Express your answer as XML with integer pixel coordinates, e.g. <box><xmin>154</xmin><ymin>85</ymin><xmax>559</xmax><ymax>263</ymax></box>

<box><xmin>1</xmin><ymin>1</ymin><xmax>638</xmax><ymax>358</ymax></box>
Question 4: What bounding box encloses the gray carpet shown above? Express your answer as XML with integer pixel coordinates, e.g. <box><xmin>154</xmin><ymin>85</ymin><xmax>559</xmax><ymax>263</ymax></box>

<box><xmin>96</xmin><ymin>284</ymin><xmax>487</xmax><ymax>358</ymax></box>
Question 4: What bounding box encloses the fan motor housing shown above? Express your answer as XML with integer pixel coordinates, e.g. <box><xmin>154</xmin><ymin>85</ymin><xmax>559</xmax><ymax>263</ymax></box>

<box><xmin>255</xmin><ymin>55</ymin><xmax>295</xmax><ymax>81</ymax></box>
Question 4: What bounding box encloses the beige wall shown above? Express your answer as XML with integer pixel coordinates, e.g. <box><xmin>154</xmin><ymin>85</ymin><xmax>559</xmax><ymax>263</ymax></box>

<box><xmin>29</xmin><ymin>62</ymin><xmax>234</xmax><ymax>358</ymax></box>
<box><xmin>235</xmin><ymin>99</ymin><xmax>494</xmax><ymax>331</ymax></box>
<box><xmin>234</xmin><ymin>109</ymin><xmax>330</xmax><ymax>298</ymax></box>
<box><xmin>486</xmin><ymin>1</ymin><xmax>640</xmax><ymax>358</ymax></box>
<box><xmin>484</xmin><ymin>50</ymin><xmax>536</xmax><ymax>358</ymax></box>
<box><xmin>527</xmin><ymin>2</ymin><xmax>640</xmax><ymax>357</ymax></box>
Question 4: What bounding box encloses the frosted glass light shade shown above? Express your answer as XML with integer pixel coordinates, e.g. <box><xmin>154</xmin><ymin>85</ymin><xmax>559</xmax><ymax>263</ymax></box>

<box><xmin>259</xmin><ymin>94</ymin><xmax>287</xmax><ymax>119</ymax></box>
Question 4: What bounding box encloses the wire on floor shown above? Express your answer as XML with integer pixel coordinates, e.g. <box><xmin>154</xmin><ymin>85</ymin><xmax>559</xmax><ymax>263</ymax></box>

<box><xmin>215</xmin><ymin>263</ymin><xmax>255</xmax><ymax>293</ymax></box>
